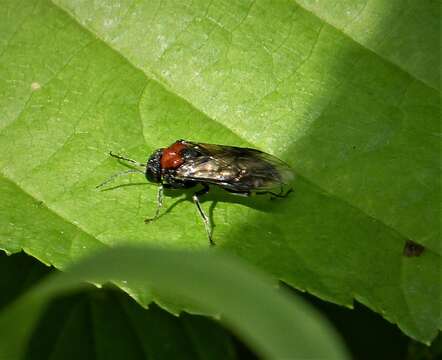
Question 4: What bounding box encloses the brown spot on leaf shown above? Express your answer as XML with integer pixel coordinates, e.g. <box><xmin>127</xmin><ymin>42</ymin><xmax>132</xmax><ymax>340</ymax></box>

<box><xmin>403</xmin><ymin>240</ymin><xmax>425</xmax><ymax>257</ymax></box>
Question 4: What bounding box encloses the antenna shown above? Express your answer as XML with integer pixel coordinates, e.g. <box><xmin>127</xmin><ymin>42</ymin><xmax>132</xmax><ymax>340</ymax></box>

<box><xmin>109</xmin><ymin>151</ymin><xmax>146</xmax><ymax>167</ymax></box>
<box><xmin>96</xmin><ymin>169</ymin><xmax>144</xmax><ymax>189</ymax></box>
<box><xmin>97</xmin><ymin>151</ymin><xmax>147</xmax><ymax>189</ymax></box>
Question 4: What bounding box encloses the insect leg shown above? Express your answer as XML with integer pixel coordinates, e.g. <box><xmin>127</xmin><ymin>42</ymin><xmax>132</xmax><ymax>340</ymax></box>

<box><xmin>145</xmin><ymin>185</ymin><xmax>164</xmax><ymax>223</ymax></box>
<box><xmin>192</xmin><ymin>185</ymin><xmax>214</xmax><ymax>246</ymax></box>
<box><xmin>256</xmin><ymin>188</ymin><xmax>293</xmax><ymax>199</ymax></box>
<box><xmin>96</xmin><ymin>169</ymin><xmax>143</xmax><ymax>189</ymax></box>
<box><xmin>272</xmin><ymin>188</ymin><xmax>293</xmax><ymax>199</ymax></box>
<box><xmin>109</xmin><ymin>151</ymin><xmax>146</xmax><ymax>167</ymax></box>
<box><xmin>225</xmin><ymin>189</ymin><xmax>251</xmax><ymax>197</ymax></box>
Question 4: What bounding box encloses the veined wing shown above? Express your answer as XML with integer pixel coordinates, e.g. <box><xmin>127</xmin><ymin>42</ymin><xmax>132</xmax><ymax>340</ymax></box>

<box><xmin>174</xmin><ymin>141</ymin><xmax>294</xmax><ymax>192</ymax></box>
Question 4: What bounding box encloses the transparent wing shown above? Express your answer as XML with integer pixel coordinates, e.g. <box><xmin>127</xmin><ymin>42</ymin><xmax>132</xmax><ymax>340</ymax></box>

<box><xmin>174</xmin><ymin>141</ymin><xmax>294</xmax><ymax>193</ymax></box>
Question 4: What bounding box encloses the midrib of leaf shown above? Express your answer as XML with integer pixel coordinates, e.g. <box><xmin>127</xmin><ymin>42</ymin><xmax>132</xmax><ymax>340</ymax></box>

<box><xmin>290</xmin><ymin>0</ymin><xmax>439</xmax><ymax>93</ymax></box>
<box><xmin>52</xmin><ymin>1</ymin><xmax>440</xmax><ymax>254</ymax></box>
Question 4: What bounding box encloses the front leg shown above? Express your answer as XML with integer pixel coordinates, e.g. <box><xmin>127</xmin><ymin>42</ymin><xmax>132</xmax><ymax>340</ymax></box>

<box><xmin>192</xmin><ymin>184</ymin><xmax>214</xmax><ymax>246</ymax></box>
<box><xmin>145</xmin><ymin>184</ymin><xmax>164</xmax><ymax>223</ymax></box>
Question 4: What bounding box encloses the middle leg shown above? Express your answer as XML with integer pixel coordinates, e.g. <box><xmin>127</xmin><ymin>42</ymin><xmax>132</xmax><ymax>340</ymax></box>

<box><xmin>192</xmin><ymin>184</ymin><xmax>214</xmax><ymax>246</ymax></box>
<box><xmin>145</xmin><ymin>184</ymin><xmax>164</xmax><ymax>223</ymax></box>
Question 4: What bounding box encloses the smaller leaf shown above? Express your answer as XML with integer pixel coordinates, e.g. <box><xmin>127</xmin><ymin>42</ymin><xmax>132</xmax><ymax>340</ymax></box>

<box><xmin>0</xmin><ymin>246</ymin><xmax>348</xmax><ymax>359</ymax></box>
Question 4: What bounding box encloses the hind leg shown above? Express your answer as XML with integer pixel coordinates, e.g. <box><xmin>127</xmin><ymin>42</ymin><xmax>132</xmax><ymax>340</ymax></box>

<box><xmin>256</xmin><ymin>187</ymin><xmax>293</xmax><ymax>199</ymax></box>
<box><xmin>192</xmin><ymin>185</ymin><xmax>214</xmax><ymax>246</ymax></box>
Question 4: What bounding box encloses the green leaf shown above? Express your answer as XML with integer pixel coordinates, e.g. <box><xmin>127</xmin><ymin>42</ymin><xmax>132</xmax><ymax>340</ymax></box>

<box><xmin>0</xmin><ymin>252</ymin><xmax>238</xmax><ymax>360</ymax></box>
<box><xmin>0</xmin><ymin>246</ymin><xmax>349</xmax><ymax>360</ymax></box>
<box><xmin>0</xmin><ymin>0</ymin><xmax>440</xmax><ymax>344</ymax></box>
<box><xmin>294</xmin><ymin>0</ymin><xmax>441</xmax><ymax>91</ymax></box>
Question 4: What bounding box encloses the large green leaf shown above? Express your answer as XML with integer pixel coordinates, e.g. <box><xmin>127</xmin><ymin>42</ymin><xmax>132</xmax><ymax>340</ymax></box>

<box><xmin>0</xmin><ymin>0</ymin><xmax>440</xmax><ymax>344</ymax></box>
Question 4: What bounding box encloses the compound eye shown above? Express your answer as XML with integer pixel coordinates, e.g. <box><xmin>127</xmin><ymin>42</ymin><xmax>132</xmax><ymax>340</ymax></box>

<box><xmin>145</xmin><ymin>149</ymin><xmax>163</xmax><ymax>183</ymax></box>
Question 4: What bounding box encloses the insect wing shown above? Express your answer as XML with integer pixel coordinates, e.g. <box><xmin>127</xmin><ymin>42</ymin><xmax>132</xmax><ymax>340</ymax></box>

<box><xmin>175</xmin><ymin>142</ymin><xmax>294</xmax><ymax>193</ymax></box>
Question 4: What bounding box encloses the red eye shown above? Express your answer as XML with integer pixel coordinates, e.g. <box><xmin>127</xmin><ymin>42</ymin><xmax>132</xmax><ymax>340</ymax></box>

<box><xmin>160</xmin><ymin>142</ymin><xmax>187</xmax><ymax>169</ymax></box>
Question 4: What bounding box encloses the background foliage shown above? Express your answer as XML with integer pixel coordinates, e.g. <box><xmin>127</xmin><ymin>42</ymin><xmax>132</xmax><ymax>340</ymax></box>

<box><xmin>2</xmin><ymin>251</ymin><xmax>441</xmax><ymax>359</ymax></box>
<box><xmin>0</xmin><ymin>246</ymin><xmax>349</xmax><ymax>359</ymax></box>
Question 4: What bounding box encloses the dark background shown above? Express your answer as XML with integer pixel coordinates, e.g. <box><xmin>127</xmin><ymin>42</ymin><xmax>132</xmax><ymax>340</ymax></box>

<box><xmin>1</xmin><ymin>251</ymin><xmax>440</xmax><ymax>360</ymax></box>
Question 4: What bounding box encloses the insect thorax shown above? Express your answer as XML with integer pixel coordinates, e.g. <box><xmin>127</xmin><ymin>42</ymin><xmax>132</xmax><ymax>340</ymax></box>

<box><xmin>145</xmin><ymin>149</ymin><xmax>163</xmax><ymax>183</ymax></box>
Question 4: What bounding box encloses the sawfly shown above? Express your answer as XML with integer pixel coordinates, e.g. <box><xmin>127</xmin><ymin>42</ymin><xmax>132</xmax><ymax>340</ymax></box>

<box><xmin>98</xmin><ymin>140</ymin><xmax>294</xmax><ymax>245</ymax></box>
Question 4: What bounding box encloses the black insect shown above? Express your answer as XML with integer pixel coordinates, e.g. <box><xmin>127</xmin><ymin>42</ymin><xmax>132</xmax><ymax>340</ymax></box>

<box><xmin>98</xmin><ymin>140</ymin><xmax>294</xmax><ymax>245</ymax></box>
